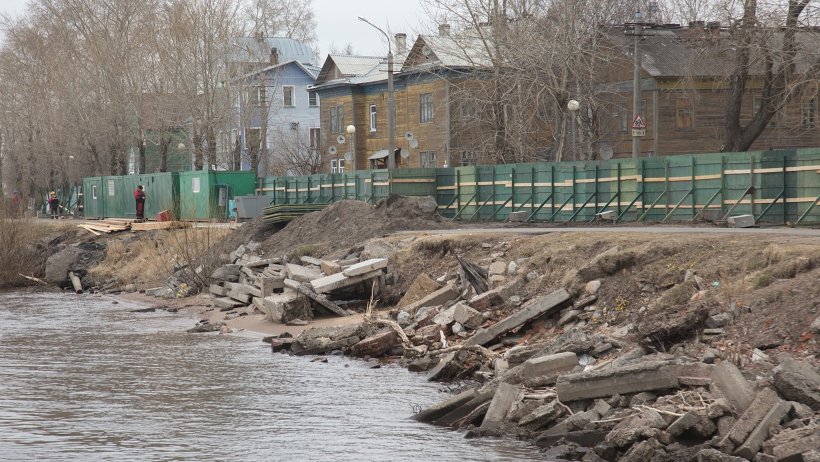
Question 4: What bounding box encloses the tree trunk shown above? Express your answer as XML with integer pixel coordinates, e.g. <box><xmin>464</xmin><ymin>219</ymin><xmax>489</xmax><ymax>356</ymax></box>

<box><xmin>193</xmin><ymin>131</ymin><xmax>203</xmax><ymax>170</ymax></box>
<box><xmin>139</xmin><ymin>136</ymin><xmax>147</xmax><ymax>174</ymax></box>
<box><xmin>159</xmin><ymin>132</ymin><xmax>170</xmax><ymax>172</ymax></box>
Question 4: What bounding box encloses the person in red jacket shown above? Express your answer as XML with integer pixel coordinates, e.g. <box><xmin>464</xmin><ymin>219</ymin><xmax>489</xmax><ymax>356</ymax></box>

<box><xmin>47</xmin><ymin>192</ymin><xmax>59</xmax><ymax>219</ymax></box>
<box><xmin>134</xmin><ymin>185</ymin><xmax>146</xmax><ymax>221</ymax></box>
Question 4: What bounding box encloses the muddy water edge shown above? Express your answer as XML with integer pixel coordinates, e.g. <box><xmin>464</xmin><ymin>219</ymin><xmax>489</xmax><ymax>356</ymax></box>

<box><xmin>0</xmin><ymin>291</ymin><xmax>543</xmax><ymax>461</ymax></box>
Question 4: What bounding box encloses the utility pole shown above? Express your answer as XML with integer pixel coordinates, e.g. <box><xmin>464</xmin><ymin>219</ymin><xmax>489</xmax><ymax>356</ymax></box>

<box><xmin>626</xmin><ymin>10</ymin><xmax>651</xmax><ymax>159</ymax></box>
<box><xmin>358</xmin><ymin>16</ymin><xmax>396</xmax><ymax>169</ymax></box>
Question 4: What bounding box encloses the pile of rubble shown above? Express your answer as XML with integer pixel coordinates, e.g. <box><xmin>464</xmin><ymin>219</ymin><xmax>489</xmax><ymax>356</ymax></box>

<box><xmin>260</xmin><ymin>244</ymin><xmax>819</xmax><ymax>461</ymax></box>
<box><xmin>207</xmin><ymin>241</ymin><xmax>391</xmax><ymax>325</ymax></box>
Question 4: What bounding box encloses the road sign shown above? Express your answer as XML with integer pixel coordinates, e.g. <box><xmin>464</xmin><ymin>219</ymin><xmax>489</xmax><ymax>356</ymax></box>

<box><xmin>632</xmin><ymin>115</ymin><xmax>646</xmax><ymax>129</ymax></box>
<box><xmin>632</xmin><ymin>129</ymin><xmax>646</xmax><ymax>137</ymax></box>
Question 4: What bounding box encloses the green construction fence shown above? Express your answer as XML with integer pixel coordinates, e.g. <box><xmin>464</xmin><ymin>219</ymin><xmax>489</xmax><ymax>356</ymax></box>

<box><xmin>258</xmin><ymin>148</ymin><xmax>820</xmax><ymax>225</ymax></box>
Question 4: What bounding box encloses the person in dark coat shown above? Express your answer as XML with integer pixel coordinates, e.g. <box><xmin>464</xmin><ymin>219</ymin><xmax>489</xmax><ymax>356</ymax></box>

<box><xmin>48</xmin><ymin>192</ymin><xmax>59</xmax><ymax>219</ymax></box>
<box><xmin>134</xmin><ymin>185</ymin><xmax>146</xmax><ymax>221</ymax></box>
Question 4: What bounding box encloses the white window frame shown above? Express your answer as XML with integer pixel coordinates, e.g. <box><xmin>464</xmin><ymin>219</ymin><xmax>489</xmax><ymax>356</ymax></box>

<box><xmin>107</xmin><ymin>180</ymin><xmax>115</xmax><ymax>196</ymax></box>
<box><xmin>330</xmin><ymin>105</ymin><xmax>344</xmax><ymax>133</ymax></box>
<box><xmin>192</xmin><ymin>177</ymin><xmax>201</xmax><ymax>194</ymax></box>
<box><xmin>369</xmin><ymin>105</ymin><xmax>377</xmax><ymax>132</ymax></box>
<box><xmin>283</xmin><ymin>86</ymin><xmax>295</xmax><ymax>107</ymax></box>
<box><xmin>420</xmin><ymin>151</ymin><xmax>436</xmax><ymax>168</ymax></box>
<box><xmin>309</xmin><ymin>128</ymin><xmax>321</xmax><ymax>149</ymax></box>
<box><xmin>309</xmin><ymin>92</ymin><xmax>319</xmax><ymax>107</ymax></box>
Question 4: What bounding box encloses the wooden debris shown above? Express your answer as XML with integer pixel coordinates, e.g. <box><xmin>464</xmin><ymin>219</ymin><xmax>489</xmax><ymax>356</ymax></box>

<box><xmin>283</xmin><ymin>278</ymin><xmax>350</xmax><ymax>317</ymax></box>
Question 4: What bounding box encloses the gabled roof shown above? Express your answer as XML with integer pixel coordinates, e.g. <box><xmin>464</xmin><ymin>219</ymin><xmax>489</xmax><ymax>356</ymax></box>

<box><xmin>403</xmin><ymin>34</ymin><xmax>493</xmax><ymax>70</ymax></box>
<box><xmin>229</xmin><ymin>36</ymin><xmax>315</xmax><ymax>66</ymax></box>
<box><xmin>602</xmin><ymin>26</ymin><xmax>820</xmax><ymax>78</ymax></box>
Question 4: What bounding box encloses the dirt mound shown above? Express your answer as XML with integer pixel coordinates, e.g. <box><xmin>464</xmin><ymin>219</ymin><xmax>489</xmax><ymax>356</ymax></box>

<box><xmin>227</xmin><ymin>196</ymin><xmax>454</xmax><ymax>259</ymax></box>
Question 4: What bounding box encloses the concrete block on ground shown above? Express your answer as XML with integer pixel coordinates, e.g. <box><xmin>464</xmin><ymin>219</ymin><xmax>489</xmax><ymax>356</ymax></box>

<box><xmin>724</xmin><ymin>387</ymin><xmax>783</xmax><ymax>447</ymax></box>
<box><xmin>236</xmin><ymin>283</ymin><xmax>261</xmax><ymax>298</ymax></box>
<box><xmin>453</xmin><ymin>302</ymin><xmax>483</xmax><ymax>330</ymax></box>
<box><xmin>258</xmin><ymin>276</ymin><xmax>285</xmax><ymax>297</ymax></box>
<box><xmin>771</xmin><ymin>426</ymin><xmax>820</xmax><ymax>461</ymax></box>
<box><xmin>519</xmin><ymin>401</ymin><xmax>563</xmax><ymax>428</ymax></box>
<box><xmin>479</xmin><ymin>382</ymin><xmax>523</xmax><ymax>433</ymax></box>
<box><xmin>213</xmin><ymin>297</ymin><xmax>244</xmax><ymax>310</ymax></box>
<box><xmin>402</xmin><ymin>283</ymin><xmax>459</xmax><ymax>316</ymax></box>
<box><xmin>209</xmin><ymin>284</ymin><xmax>229</xmax><ymax>297</ymax></box>
<box><xmin>772</xmin><ymin>357</ymin><xmax>820</xmax><ymax>410</ymax></box>
<box><xmin>349</xmin><ymin>330</ymin><xmax>399</xmax><ymax>358</ymax></box>
<box><xmin>397</xmin><ymin>273</ymin><xmax>441</xmax><ymax>308</ymax></box>
<box><xmin>261</xmin><ymin>290</ymin><xmax>312</xmax><ymax>324</ymax></box>
<box><xmin>414</xmin><ymin>387</ymin><xmax>478</xmax><ymax>423</ymax></box>
<box><xmin>469</xmin><ymin>289</ymin><xmax>504</xmax><ymax>311</ymax></box>
<box><xmin>711</xmin><ymin>361</ymin><xmax>755</xmax><ymax>414</ymax></box>
<box><xmin>210</xmin><ymin>264</ymin><xmax>241</xmax><ymax>282</ymax></box>
<box><xmin>464</xmin><ymin>289</ymin><xmax>571</xmax><ymax>347</ymax></box>
<box><xmin>432</xmin><ymin>386</ymin><xmax>496</xmax><ymax>427</ymax></box>
<box><xmin>733</xmin><ymin>400</ymin><xmax>790</xmax><ymax>459</ymax></box>
<box><xmin>727</xmin><ymin>214</ymin><xmax>755</xmax><ymax>228</ymax></box>
<box><xmin>308</xmin><ymin>269</ymin><xmax>382</xmax><ymax>294</ymax></box>
<box><xmin>556</xmin><ymin>360</ymin><xmax>678</xmax><ymax>402</ymax></box>
<box><xmin>596</xmin><ymin>210</ymin><xmax>615</xmax><ymax>221</ymax></box>
<box><xmin>227</xmin><ymin>289</ymin><xmax>252</xmax><ymax>304</ymax></box>
<box><xmin>508</xmin><ymin>211</ymin><xmax>528</xmax><ymax>222</ymax></box>
<box><xmin>667</xmin><ymin>411</ymin><xmax>701</xmax><ymax>437</ymax></box>
<box><xmin>427</xmin><ymin>352</ymin><xmax>460</xmax><ymax>382</ymax></box>
<box><xmin>342</xmin><ymin>258</ymin><xmax>388</xmax><ymax>277</ymax></box>
<box><xmin>320</xmin><ymin>260</ymin><xmax>341</xmax><ymax>275</ymax></box>
<box><xmin>516</xmin><ymin>351</ymin><xmax>579</xmax><ymax>387</ymax></box>
<box><xmin>299</xmin><ymin>256</ymin><xmax>322</xmax><ymax>266</ymax></box>
<box><xmin>286</xmin><ymin>263</ymin><xmax>323</xmax><ymax>283</ymax></box>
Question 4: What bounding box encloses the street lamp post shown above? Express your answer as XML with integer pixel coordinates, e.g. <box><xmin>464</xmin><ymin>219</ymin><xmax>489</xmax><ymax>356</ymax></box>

<box><xmin>567</xmin><ymin>100</ymin><xmax>580</xmax><ymax>161</ymax></box>
<box><xmin>358</xmin><ymin>16</ymin><xmax>396</xmax><ymax>170</ymax></box>
<box><xmin>346</xmin><ymin>124</ymin><xmax>356</xmax><ymax>171</ymax></box>
<box><xmin>626</xmin><ymin>10</ymin><xmax>648</xmax><ymax>159</ymax></box>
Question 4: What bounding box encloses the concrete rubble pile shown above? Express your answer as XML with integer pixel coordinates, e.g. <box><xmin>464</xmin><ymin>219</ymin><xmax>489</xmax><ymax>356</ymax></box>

<box><xmin>207</xmin><ymin>241</ymin><xmax>391</xmax><ymax>325</ymax></box>
<box><xmin>264</xmin><ymin>247</ymin><xmax>819</xmax><ymax>462</ymax></box>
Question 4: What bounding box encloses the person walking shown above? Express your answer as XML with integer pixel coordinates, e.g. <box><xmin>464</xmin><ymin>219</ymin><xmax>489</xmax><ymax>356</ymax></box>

<box><xmin>134</xmin><ymin>185</ymin><xmax>146</xmax><ymax>221</ymax></box>
<box><xmin>47</xmin><ymin>192</ymin><xmax>60</xmax><ymax>219</ymax></box>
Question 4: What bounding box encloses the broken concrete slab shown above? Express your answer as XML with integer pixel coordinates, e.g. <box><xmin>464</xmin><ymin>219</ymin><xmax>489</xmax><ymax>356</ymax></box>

<box><xmin>431</xmin><ymin>304</ymin><xmax>457</xmax><ymax>327</ymax></box>
<box><xmin>286</xmin><ymin>263</ymin><xmax>323</xmax><ymax>283</ymax></box>
<box><xmin>261</xmin><ymin>290</ymin><xmax>312</xmax><ymax>324</ymax></box>
<box><xmin>397</xmin><ymin>273</ymin><xmax>441</xmax><ymax>308</ymax></box>
<box><xmin>519</xmin><ymin>401</ymin><xmax>564</xmax><ymax>428</ymax></box>
<box><xmin>283</xmin><ymin>279</ymin><xmax>349</xmax><ymax>317</ymax></box>
<box><xmin>479</xmin><ymin>382</ymin><xmax>523</xmax><ymax>434</ymax></box>
<box><xmin>556</xmin><ymin>360</ymin><xmax>679</xmax><ymax>402</ymax></box>
<box><xmin>725</xmin><ymin>387</ymin><xmax>784</xmax><ymax>447</ymax></box>
<box><xmin>258</xmin><ymin>277</ymin><xmax>285</xmax><ymax>297</ymax></box>
<box><xmin>349</xmin><ymin>329</ymin><xmax>399</xmax><ymax>357</ymax></box>
<box><xmin>209</xmin><ymin>284</ymin><xmax>229</xmax><ymax>297</ymax></box>
<box><xmin>413</xmin><ymin>387</ymin><xmax>479</xmax><ymax>423</ymax></box>
<box><xmin>342</xmin><ymin>258</ymin><xmax>388</xmax><ymax>277</ymax></box>
<box><xmin>320</xmin><ymin>260</ymin><xmax>342</xmax><ymax>275</ymax></box>
<box><xmin>432</xmin><ymin>385</ymin><xmax>497</xmax><ymax>427</ymax></box>
<box><xmin>213</xmin><ymin>297</ymin><xmax>244</xmax><ymax>310</ymax></box>
<box><xmin>299</xmin><ymin>256</ymin><xmax>323</xmax><ymax>266</ymax></box>
<box><xmin>309</xmin><ymin>269</ymin><xmax>383</xmax><ymax>294</ymax></box>
<box><xmin>772</xmin><ymin>356</ymin><xmax>820</xmax><ymax>410</ymax></box>
<box><xmin>243</xmin><ymin>257</ymin><xmax>282</xmax><ymax>268</ymax></box>
<box><xmin>667</xmin><ymin>411</ymin><xmax>701</xmax><ymax>437</ymax></box>
<box><xmin>711</xmin><ymin>361</ymin><xmax>755</xmax><ymax>414</ymax></box>
<box><xmin>733</xmin><ymin>400</ymin><xmax>790</xmax><ymax>459</ymax></box>
<box><xmin>696</xmin><ymin>448</ymin><xmax>746</xmax><ymax>462</ymax></box>
<box><xmin>771</xmin><ymin>425</ymin><xmax>820</xmax><ymax>461</ymax></box>
<box><xmin>235</xmin><ymin>283</ymin><xmax>261</xmax><ymax>298</ymax></box>
<box><xmin>464</xmin><ymin>289</ymin><xmax>571</xmax><ymax>347</ymax></box>
<box><xmin>728</xmin><ymin>214</ymin><xmax>755</xmax><ymax>228</ymax></box>
<box><xmin>210</xmin><ymin>264</ymin><xmax>241</xmax><ymax>282</ymax></box>
<box><xmin>453</xmin><ymin>302</ymin><xmax>483</xmax><ymax>330</ymax></box>
<box><xmin>469</xmin><ymin>289</ymin><xmax>504</xmax><ymax>311</ymax></box>
<box><xmin>427</xmin><ymin>352</ymin><xmax>460</xmax><ymax>382</ymax></box>
<box><xmin>402</xmin><ymin>283</ymin><xmax>459</xmax><ymax>317</ymax></box>
<box><xmin>516</xmin><ymin>351</ymin><xmax>579</xmax><ymax>387</ymax></box>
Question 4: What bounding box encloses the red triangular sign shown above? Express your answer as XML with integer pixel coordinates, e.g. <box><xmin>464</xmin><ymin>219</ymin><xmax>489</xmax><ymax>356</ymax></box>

<box><xmin>632</xmin><ymin>115</ymin><xmax>646</xmax><ymax>129</ymax></box>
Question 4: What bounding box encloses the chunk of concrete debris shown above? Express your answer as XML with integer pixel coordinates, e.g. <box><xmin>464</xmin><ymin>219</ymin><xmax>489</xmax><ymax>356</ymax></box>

<box><xmin>397</xmin><ymin>273</ymin><xmax>441</xmax><ymax>308</ymax></box>
<box><xmin>508</xmin><ymin>211</ymin><xmax>528</xmax><ymax>222</ymax></box>
<box><xmin>342</xmin><ymin>258</ymin><xmax>388</xmax><ymax>277</ymax></box>
<box><xmin>770</xmin><ymin>425</ymin><xmax>820</xmax><ymax>462</ymax></box>
<box><xmin>772</xmin><ymin>356</ymin><xmax>820</xmax><ymax>410</ymax></box>
<box><xmin>319</xmin><ymin>259</ymin><xmax>341</xmax><ymax>275</ymax></box>
<box><xmin>667</xmin><ymin>411</ymin><xmax>701</xmax><ymax>437</ymax></box>
<box><xmin>402</xmin><ymin>283</ymin><xmax>458</xmax><ymax>317</ymax></box>
<box><xmin>349</xmin><ymin>330</ymin><xmax>399</xmax><ymax>357</ymax></box>
<box><xmin>696</xmin><ymin>448</ymin><xmax>747</xmax><ymax>462</ymax></box>
<box><xmin>519</xmin><ymin>401</ymin><xmax>564</xmax><ymax>428</ymax></box>
<box><xmin>213</xmin><ymin>297</ymin><xmax>244</xmax><ymax>310</ymax></box>
<box><xmin>479</xmin><ymin>382</ymin><xmax>523</xmax><ymax>434</ymax></box>
<box><xmin>515</xmin><ymin>352</ymin><xmax>579</xmax><ymax>387</ymax></box>
<box><xmin>453</xmin><ymin>302</ymin><xmax>483</xmax><ymax>330</ymax></box>
<box><xmin>286</xmin><ymin>263</ymin><xmax>323</xmax><ymax>284</ymax></box>
<box><xmin>427</xmin><ymin>352</ymin><xmax>460</xmax><ymax>382</ymax></box>
<box><xmin>556</xmin><ymin>360</ymin><xmax>679</xmax><ymax>402</ymax></box>
<box><xmin>261</xmin><ymin>290</ymin><xmax>312</xmax><ymax>324</ymax></box>
<box><xmin>432</xmin><ymin>386</ymin><xmax>497</xmax><ymax>428</ymax></box>
<box><xmin>724</xmin><ymin>387</ymin><xmax>784</xmax><ymax>447</ymax></box>
<box><xmin>711</xmin><ymin>361</ymin><xmax>755</xmax><ymax>414</ymax></box>
<box><xmin>488</xmin><ymin>261</ymin><xmax>506</xmax><ymax>276</ymax></box>
<box><xmin>727</xmin><ymin>214</ymin><xmax>755</xmax><ymax>228</ymax></box>
<box><xmin>209</xmin><ymin>284</ymin><xmax>229</xmax><ymax>297</ymax></box>
<box><xmin>210</xmin><ymin>264</ymin><xmax>241</xmax><ymax>282</ymax></box>
<box><xmin>283</xmin><ymin>279</ymin><xmax>349</xmax><ymax>317</ymax></box>
<box><xmin>469</xmin><ymin>289</ymin><xmax>504</xmax><ymax>311</ymax></box>
<box><xmin>733</xmin><ymin>400</ymin><xmax>790</xmax><ymax>459</ymax></box>
<box><xmin>414</xmin><ymin>387</ymin><xmax>478</xmax><ymax>423</ymax></box>
<box><xmin>299</xmin><ymin>256</ymin><xmax>322</xmax><ymax>266</ymax></box>
<box><xmin>309</xmin><ymin>269</ymin><xmax>383</xmax><ymax>294</ymax></box>
<box><xmin>464</xmin><ymin>289</ymin><xmax>571</xmax><ymax>347</ymax></box>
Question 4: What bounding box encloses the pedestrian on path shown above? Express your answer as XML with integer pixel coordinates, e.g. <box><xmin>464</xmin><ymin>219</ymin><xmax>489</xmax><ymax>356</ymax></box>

<box><xmin>47</xmin><ymin>192</ymin><xmax>59</xmax><ymax>219</ymax></box>
<box><xmin>134</xmin><ymin>185</ymin><xmax>146</xmax><ymax>221</ymax></box>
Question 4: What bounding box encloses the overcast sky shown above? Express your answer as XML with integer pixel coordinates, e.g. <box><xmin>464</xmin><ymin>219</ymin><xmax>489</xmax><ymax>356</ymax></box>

<box><xmin>0</xmin><ymin>0</ymin><xmax>428</xmax><ymax>59</ymax></box>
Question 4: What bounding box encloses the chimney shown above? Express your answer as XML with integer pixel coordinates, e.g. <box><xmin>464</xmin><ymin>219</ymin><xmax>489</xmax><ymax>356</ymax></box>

<box><xmin>394</xmin><ymin>33</ymin><xmax>407</xmax><ymax>55</ymax></box>
<box><xmin>438</xmin><ymin>23</ymin><xmax>451</xmax><ymax>36</ymax></box>
<box><xmin>270</xmin><ymin>47</ymin><xmax>279</xmax><ymax>65</ymax></box>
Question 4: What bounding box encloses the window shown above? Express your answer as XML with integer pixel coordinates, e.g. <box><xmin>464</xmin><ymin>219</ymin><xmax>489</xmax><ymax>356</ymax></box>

<box><xmin>460</xmin><ymin>99</ymin><xmax>478</xmax><ymax>119</ymax></box>
<box><xmin>420</xmin><ymin>93</ymin><xmax>433</xmax><ymax>123</ymax></box>
<box><xmin>309</xmin><ymin>92</ymin><xmax>319</xmax><ymax>107</ymax></box>
<box><xmin>248</xmin><ymin>86</ymin><xmax>267</xmax><ymax>106</ymax></box>
<box><xmin>91</xmin><ymin>185</ymin><xmax>98</xmax><ymax>200</ymax></box>
<box><xmin>330</xmin><ymin>105</ymin><xmax>344</xmax><ymax>133</ymax></box>
<box><xmin>107</xmin><ymin>180</ymin><xmax>115</xmax><ymax>196</ymax></box>
<box><xmin>192</xmin><ymin>177</ymin><xmax>201</xmax><ymax>194</ymax></box>
<box><xmin>420</xmin><ymin>151</ymin><xmax>437</xmax><ymax>168</ymax></box>
<box><xmin>283</xmin><ymin>86</ymin><xmax>294</xmax><ymax>107</ymax></box>
<box><xmin>801</xmin><ymin>99</ymin><xmax>816</xmax><ymax>129</ymax></box>
<box><xmin>331</xmin><ymin>158</ymin><xmax>345</xmax><ymax>174</ymax></box>
<box><xmin>460</xmin><ymin>151</ymin><xmax>476</xmax><ymax>166</ymax></box>
<box><xmin>309</xmin><ymin>128</ymin><xmax>321</xmax><ymax>149</ymax></box>
<box><xmin>676</xmin><ymin>97</ymin><xmax>694</xmax><ymax>130</ymax></box>
<box><xmin>369</xmin><ymin>105</ymin><xmax>377</xmax><ymax>132</ymax></box>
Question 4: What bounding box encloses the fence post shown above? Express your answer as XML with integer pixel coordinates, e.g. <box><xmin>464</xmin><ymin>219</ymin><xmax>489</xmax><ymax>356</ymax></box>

<box><xmin>307</xmin><ymin>176</ymin><xmax>311</xmax><ymax>204</ymax></box>
<box><xmin>782</xmin><ymin>153</ymin><xmax>788</xmax><ymax>224</ymax></box>
<box><xmin>272</xmin><ymin>178</ymin><xmax>277</xmax><ymax>205</ymax></box>
<box><xmin>456</xmin><ymin>169</ymin><xmax>461</xmax><ymax>215</ymax></box>
<box><xmin>531</xmin><ymin>166</ymin><xmax>536</xmax><ymax>215</ymax></box>
<box><xmin>550</xmin><ymin>164</ymin><xmax>555</xmax><ymax>221</ymax></box>
<box><xmin>616</xmin><ymin>162</ymin><xmax>622</xmax><ymax>217</ymax></box>
<box><xmin>720</xmin><ymin>155</ymin><xmax>726</xmax><ymax>218</ymax></box>
<box><xmin>691</xmin><ymin>156</ymin><xmax>696</xmax><ymax>219</ymax></box>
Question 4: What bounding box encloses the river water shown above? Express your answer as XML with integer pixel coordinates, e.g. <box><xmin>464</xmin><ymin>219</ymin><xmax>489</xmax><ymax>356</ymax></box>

<box><xmin>0</xmin><ymin>292</ymin><xmax>542</xmax><ymax>461</ymax></box>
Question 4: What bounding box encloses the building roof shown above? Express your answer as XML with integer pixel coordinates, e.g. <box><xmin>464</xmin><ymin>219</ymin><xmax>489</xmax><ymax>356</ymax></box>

<box><xmin>404</xmin><ymin>34</ymin><xmax>493</xmax><ymax>70</ymax></box>
<box><xmin>603</xmin><ymin>26</ymin><xmax>820</xmax><ymax>78</ymax></box>
<box><xmin>313</xmin><ymin>53</ymin><xmax>410</xmax><ymax>88</ymax></box>
<box><xmin>229</xmin><ymin>36</ymin><xmax>315</xmax><ymax>66</ymax></box>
